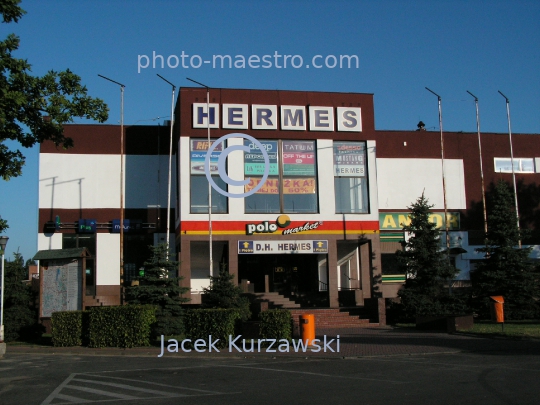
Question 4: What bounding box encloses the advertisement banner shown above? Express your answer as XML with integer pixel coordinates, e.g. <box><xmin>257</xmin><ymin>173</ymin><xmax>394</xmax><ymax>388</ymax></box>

<box><xmin>190</xmin><ymin>139</ymin><xmax>223</xmax><ymax>174</ymax></box>
<box><xmin>245</xmin><ymin>177</ymin><xmax>316</xmax><ymax>194</ymax></box>
<box><xmin>282</xmin><ymin>140</ymin><xmax>316</xmax><ymax>176</ymax></box>
<box><xmin>244</xmin><ymin>140</ymin><xmax>278</xmax><ymax>175</ymax></box>
<box><xmin>333</xmin><ymin>141</ymin><xmax>366</xmax><ymax>177</ymax></box>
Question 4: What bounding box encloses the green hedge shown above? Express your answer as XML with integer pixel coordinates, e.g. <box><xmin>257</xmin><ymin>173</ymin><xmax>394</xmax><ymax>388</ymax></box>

<box><xmin>88</xmin><ymin>305</ymin><xmax>157</xmax><ymax>348</ymax></box>
<box><xmin>259</xmin><ymin>309</ymin><xmax>292</xmax><ymax>341</ymax></box>
<box><xmin>183</xmin><ymin>309</ymin><xmax>240</xmax><ymax>348</ymax></box>
<box><xmin>52</xmin><ymin>311</ymin><xmax>90</xmax><ymax>347</ymax></box>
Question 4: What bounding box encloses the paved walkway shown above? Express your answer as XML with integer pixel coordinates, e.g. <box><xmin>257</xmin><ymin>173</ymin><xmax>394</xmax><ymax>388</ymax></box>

<box><xmin>5</xmin><ymin>326</ymin><xmax>540</xmax><ymax>359</ymax></box>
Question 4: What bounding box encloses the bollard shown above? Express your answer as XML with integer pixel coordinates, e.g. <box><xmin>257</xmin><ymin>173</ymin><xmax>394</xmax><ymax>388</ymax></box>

<box><xmin>489</xmin><ymin>296</ymin><xmax>504</xmax><ymax>331</ymax></box>
<box><xmin>300</xmin><ymin>314</ymin><xmax>315</xmax><ymax>346</ymax></box>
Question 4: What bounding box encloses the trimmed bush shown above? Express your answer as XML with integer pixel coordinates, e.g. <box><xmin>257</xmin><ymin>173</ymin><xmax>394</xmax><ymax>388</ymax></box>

<box><xmin>259</xmin><ymin>309</ymin><xmax>292</xmax><ymax>341</ymax></box>
<box><xmin>183</xmin><ymin>309</ymin><xmax>240</xmax><ymax>348</ymax></box>
<box><xmin>52</xmin><ymin>311</ymin><xmax>89</xmax><ymax>347</ymax></box>
<box><xmin>88</xmin><ymin>305</ymin><xmax>156</xmax><ymax>348</ymax></box>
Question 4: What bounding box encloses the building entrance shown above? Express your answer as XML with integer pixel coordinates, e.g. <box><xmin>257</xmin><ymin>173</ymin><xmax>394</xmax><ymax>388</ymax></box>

<box><xmin>238</xmin><ymin>253</ymin><xmax>328</xmax><ymax>306</ymax></box>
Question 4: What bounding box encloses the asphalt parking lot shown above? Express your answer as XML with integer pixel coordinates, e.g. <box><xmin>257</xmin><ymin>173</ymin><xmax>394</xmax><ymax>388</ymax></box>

<box><xmin>2</xmin><ymin>327</ymin><xmax>540</xmax><ymax>405</ymax></box>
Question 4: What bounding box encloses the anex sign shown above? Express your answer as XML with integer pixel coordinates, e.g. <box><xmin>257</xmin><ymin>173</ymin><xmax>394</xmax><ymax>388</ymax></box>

<box><xmin>379</xmin><ymin>212</ymin><xmax>460</xmax><ymax>230</ymax></box>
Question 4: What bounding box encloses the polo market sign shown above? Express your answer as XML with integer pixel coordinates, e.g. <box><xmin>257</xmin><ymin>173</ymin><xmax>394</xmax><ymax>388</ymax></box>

<box><xmin>245</xmin><ymin>215</ymin><xmax>322</xmax><ymax>235</ymax></box>
<box><xmin>379</xmin><ymin>212</ymin><xmax>460</xmax><ymax>230</ymax></box>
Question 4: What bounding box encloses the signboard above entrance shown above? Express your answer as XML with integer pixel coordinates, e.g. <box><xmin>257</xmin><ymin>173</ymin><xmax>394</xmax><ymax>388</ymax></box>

<box><xmin>238</xmin><ymin>240</ymin><xmax>328</xmax><ymax>254</ymax></box>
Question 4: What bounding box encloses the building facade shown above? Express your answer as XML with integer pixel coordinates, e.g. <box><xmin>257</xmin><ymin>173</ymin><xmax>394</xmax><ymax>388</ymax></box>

<box><xmin>36</xmin><ymin>87</ymin><xmax>540</xmax><ymax>315</ymax></box>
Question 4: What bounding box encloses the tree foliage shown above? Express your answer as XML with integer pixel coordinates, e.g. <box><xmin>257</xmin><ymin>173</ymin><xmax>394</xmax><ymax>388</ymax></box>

<box><xmin>202</xmin><ymin>263</ymin><xmax>251</xmax><ymax>322</ymax></box>
<box><xmin>2</xmin><ymin>252</ymin><xmax>42</xmax><ymax>342</ymax></box>
<box><xmin>0</xmin><ymin>1</ymin><xmax>108</xmax><ymax>232</ymax></box>
<box><xmin>471</xmin><ymin>180</ymin><xmax>540</xmax><ymax>319</ymax></box>
<box><xmin>395</xmin><ymin>194</ymin><xmax>464</xmax><ymax>319</ymax></box>
<box><xmin>124</xmin><ymin>244</ymin><xmax>189</xmax><ymax>336</ymax></box>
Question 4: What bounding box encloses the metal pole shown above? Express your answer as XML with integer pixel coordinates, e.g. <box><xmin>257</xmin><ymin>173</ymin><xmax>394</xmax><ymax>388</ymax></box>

<box><xmin>0</xmin><ymin>252</ymin><xmax>4</xmax><ymax>341</ymax></box>
<box><xmin>98</xmin><ymin>75</ymin><xmax>126</xmax><ymax>293</ymax></box>
<box><xmin>157</xmin><ymin>74</ymin><xmax>176</xmax><ymax>257</ymax></box>
<box><xmin>498</xmin><ymin>90</ymin><xmax>521</xmax><ymax>248</ymax></box>
<box><xmin>467</xmin><ymin>91</ymin><xmax>488</xmax><ymax>244</ymax></box>
<box><xmin>0</xmin><ymin>236</ymin><xmax>8</xmax><ymax>342</ymax></box>
<box><xmin>426</xmin><ymin>87</ymin><xmax>450</xmax><ymax>253</ymax></box>
<box><xmin>186</xmin><ymin>78</ymin><xmax>213</xmax><ymax>277</ymax></box>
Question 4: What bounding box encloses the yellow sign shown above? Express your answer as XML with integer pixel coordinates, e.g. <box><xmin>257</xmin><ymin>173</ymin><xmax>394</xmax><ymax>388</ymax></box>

<box><xmin>379</xmin><ymin>212</ymin><xmax>460</xmax><ymax>230</ymax></box>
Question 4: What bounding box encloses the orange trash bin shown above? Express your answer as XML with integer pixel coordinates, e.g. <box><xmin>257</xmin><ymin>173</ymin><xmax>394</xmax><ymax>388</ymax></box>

<box><xmin>300</xmin><ymin>314</ymin><xmax>315</xmax><ymax>346</ymax></box>
<box><xmin>489</xmin><ymin>296</ymin><xmax>504</xmax><ymax>323</ymax></box>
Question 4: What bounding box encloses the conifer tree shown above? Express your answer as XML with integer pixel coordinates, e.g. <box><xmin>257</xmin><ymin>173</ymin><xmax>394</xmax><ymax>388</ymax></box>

<box><xmin>202</xmin><ymin>261</ymin><xmax>251</xmax><ymax>321</ymax></box>
<box><xmin>396</xmin><ymin>194</ymin><xmax>462</xmax><ymax>318</ymax></box>
<box><xmin>124</xmin><ymin>244</ymin><xmax>189</xmax><ymax>336</ymax></box>
<box><xmin>471</xmin><ymin>180</ymin><xmax>540</xmax><ymax>319</ymax></box>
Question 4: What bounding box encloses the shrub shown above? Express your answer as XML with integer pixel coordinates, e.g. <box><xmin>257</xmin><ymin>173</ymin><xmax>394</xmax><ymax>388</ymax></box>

<box><xmin>183</xmin><ymin>309</ymin><xmax>240</xmax><ymax>349</ymax></box>
<box><xmin>88</xmin><ymin>305</ymin><xmax>156</xmax><ymax>348</ymax></box>
<box><xmin>52</xmin><ymin>311</ymin><xmax>89</xmax><ymax>347</ymax></box>
<box><xmin>259</xmin><ymin>309</ymin><xmax>292</xmax><ymax>341</ymax></box>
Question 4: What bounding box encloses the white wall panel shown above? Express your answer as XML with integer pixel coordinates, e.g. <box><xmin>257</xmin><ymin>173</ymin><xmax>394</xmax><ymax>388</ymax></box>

<box><xmin>37</xmin><ymin>233</ymin><xmax>62</xmax><ymax>251</ymax></box>
<box><xmin>39</xmin><ymin>154</ymin><xmax>120</xmax><ymax>209</ymax></box>
<box><xmin>377</xmin><ymin>158</ymin><xmax>466</xmax><ymax>210</ymax></box>
<box><xmin>96</xmin><ymin>234</ymin><xmax>120</xmax><ymax>286</ymax></box>
<box><xmin>317</xmin><ymin>139</ymin><xmax>334</xmax><ymax>215</ymax></box>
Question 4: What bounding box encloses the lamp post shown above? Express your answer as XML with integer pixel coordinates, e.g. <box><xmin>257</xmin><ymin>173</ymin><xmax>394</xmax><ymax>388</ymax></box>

<box><xmin>425</xmin><ymin>87</ymin><xmax>450</xmax><ymax>254</ymax></box>
<box><xmin>466</xmin><ymin>91</ymin><xmax>488</xmax><ymax>244</ymax></box>
<box><xmin>0</xmin><ymin>235</ymin><xmax>9</xmax><ymax>342</ymax></box>
<box><xmin>498</xmin><ymin>90</ymin><xmax>521</xmax><ymax>248</ymax></box>
<box><xmin>98</xmin><ymin>74</ymin><xmax>126</xmax><ymax>290</ymax></box>
<box><xmin>186</xmin><ymin>78</ymin><xmax>213</xmax><ymax>276</ymax></box>
<box><xmin>157</xmin><ymin>74</ymin><xmax>176</xmax><ymax>257</ymax></box>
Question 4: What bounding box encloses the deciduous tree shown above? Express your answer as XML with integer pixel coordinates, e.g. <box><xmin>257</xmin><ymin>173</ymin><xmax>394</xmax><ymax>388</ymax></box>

<box><xmin>0</xmin><ymin>0</ymin><xmax>108</xmax><ymax>232</ymax></box>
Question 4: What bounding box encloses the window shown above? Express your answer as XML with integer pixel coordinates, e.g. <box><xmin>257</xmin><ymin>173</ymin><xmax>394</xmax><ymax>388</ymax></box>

<box><xmin>244</xmin><ymin>140</ymin><xmax>280</xmax><ymax>213</ymax></box>
<box><xmin>244</xmin><ymin>140</ymin><xmax>318</xmax><ymax>214</ymax></box>
<box><xmin>494</xmin><ymin>158</ymin><xmax>535</xmax><ymax>173</ymax></box>
<box><xmin>333</xmin><ymin>141</ymin><xmax>369</xmax><ymax>213</ymax></box>
<box><xmin>190</xmin><ymin>139</ymin><xmax>228</xmax><ymax>213</ymax></box>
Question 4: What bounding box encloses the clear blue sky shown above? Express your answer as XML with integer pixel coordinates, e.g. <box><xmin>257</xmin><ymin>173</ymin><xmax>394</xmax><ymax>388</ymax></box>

<box><xmin>1</xmin><ymin>0</ymin><xmax>539</xmax><ymax>262</ymax></box>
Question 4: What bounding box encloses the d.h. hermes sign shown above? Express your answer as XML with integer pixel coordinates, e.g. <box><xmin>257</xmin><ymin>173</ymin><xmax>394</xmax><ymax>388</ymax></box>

<box><xmin>193</xmin><ymin>103</ymin><xmax>362</xmax><ymax>132</ymax></box>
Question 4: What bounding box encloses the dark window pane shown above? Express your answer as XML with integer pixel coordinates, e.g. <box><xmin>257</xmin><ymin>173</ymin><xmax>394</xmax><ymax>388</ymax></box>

<box><xmin>190</xmin><ymin>175</ymin><xmax>228</xmax><ymax>213</ymax></box>
<box><xmin>245</xmin><ymin>177</ymin><xmax>280</xmax><ymax>213</ymax></box>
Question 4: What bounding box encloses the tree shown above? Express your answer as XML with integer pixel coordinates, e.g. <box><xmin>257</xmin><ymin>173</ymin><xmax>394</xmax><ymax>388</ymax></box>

<box><xmin>124</xmin><ymin>244</ymin><xmax>189</xmax><ymax>336</ymax></box>
<box><xmin>471</xmin><ymin>180</ymin><xmax>540</xmax><ymax>319</ymax></box>
<box><xmin>0</xmin><ymin>1</ymin><xmax>108</xmax><ymax>232</ymax></box>
<box><xmin>2</xmin><ymin>252</ymin><xmax>42</xmax><ymax>342</ymax></box>
<box><xmin>202</xmin><ymin>262</ymin><xmax>251</xmax><ymax>321</ymax></box>
<box><xmin>395</xmin><ymin>194</ymin><xmax>463</xmax><ymax>319</ymax></box>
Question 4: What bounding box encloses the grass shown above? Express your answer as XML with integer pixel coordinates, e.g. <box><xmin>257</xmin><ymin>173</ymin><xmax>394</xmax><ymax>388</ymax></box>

<box><xmin>458</xmin><ymin>320</ymin><xmax>540</xmax><ymax>339</ymax></box>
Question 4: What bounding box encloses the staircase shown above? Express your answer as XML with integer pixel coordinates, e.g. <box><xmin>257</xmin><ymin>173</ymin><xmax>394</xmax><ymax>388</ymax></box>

<box><xmin>255</xmin><ymin>292</ymin><xmax>301</xmax><ymax>308</ymax></box>
<box><xmin>289</xmin><ymin>308</ymin><xmax>378</xmax><ymax>329</ymax></box>
<box><xmin>84</xmin><ymin>295</ymin><xmax>120</xmax><ymax>308</ymax></box>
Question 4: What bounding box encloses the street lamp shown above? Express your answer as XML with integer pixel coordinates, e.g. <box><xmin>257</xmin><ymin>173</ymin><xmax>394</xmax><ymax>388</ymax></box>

<box><xmin>0</xmin><ymin>235</ymin><xmax>9</xmax><ymax>342</ymax></box>
<box><xmin>186</xmin><ymin>77</ymin><xmax>213</xmax><ymax>277</ymax></box>
<box><xmin>156</xmin><ymin>74</ymin><xmax>176</xmax><ymax>257</ymax></box>
<box><xmin>98</xmin><ymin>74</ymin><xmax>126</xmax><ymax>289</ymax></box>
<box><xmin>498</xmin><ymin>90</ymin><xmax>521</xmax><ymax>248</ymax></box>
<box><xmin>425</xmin><ymin>87</ymin><xmax>450</xmax><ymax>254</ymax></box>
